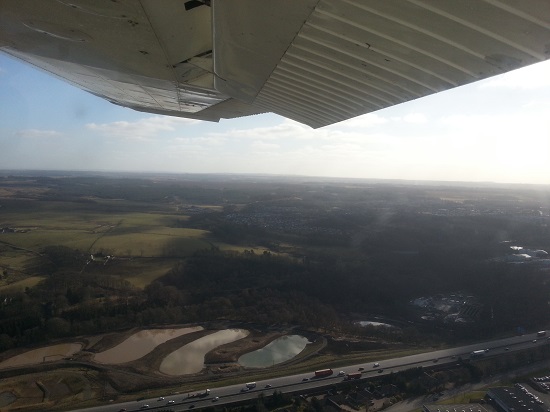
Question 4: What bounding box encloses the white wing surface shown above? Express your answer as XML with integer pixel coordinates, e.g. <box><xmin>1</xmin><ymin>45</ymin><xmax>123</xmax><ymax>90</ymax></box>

<box><xmin>1</xmin><ymin>0</ymin><xmax>549</xmax><ymax>128</ymax></box>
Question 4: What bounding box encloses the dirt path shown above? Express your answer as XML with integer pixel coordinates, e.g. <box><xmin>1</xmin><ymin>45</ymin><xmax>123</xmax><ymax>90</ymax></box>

<box><xmin>87</xmin><ymin>220</ymin><xmax>121</xmax><ymax>253</ymax></box>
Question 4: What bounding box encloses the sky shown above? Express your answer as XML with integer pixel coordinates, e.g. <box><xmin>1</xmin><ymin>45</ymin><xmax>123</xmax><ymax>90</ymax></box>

<box><xmin>1</xmin><ymin>53</ymin><xmax>549</xmax><ymax>185</ymax></box>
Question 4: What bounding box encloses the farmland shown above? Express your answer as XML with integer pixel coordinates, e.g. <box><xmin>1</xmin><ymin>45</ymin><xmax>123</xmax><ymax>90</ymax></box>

<box><xmin>0</xmin><ymin>189</ymin><xmax>214</xmax><ymax>291</ymax></box>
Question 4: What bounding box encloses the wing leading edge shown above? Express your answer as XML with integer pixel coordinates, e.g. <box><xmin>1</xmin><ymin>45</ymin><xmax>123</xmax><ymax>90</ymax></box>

<box><xmin>1</xmin><ymin>0</ymin><xmax>549</xmax><ymax>128</ymax></box>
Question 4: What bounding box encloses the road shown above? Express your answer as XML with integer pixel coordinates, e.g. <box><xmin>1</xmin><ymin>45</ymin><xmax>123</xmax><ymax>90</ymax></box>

<box><xmin>73</xmin><ymin>331</ymin><xmax>549</xmax><ymax>412</ymax></box>
<box><xmin>385</xmin><ymin>360</ymin><xmax>550</xmax><ymax>412</ymax></box>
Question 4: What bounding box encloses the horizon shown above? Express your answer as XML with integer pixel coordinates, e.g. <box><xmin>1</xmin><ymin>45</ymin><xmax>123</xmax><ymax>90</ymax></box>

<box><xmin>1</xmin><ymin>54</ymin><xmax>550</xmax><ymax>185</ymax></box>
<box><xmin>3</xmin><ymin>168</ymin><xmax>550</xmax><ymax>190</ymax></box>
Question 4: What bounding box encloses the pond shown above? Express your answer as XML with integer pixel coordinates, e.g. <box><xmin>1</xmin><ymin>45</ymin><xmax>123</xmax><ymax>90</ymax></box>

<box><xmin>159</xmin><ymin>329</ymin><xmax>249</xmax><ymax>375</ymax></box>
<box><xmin>0</xmin><ymin>343</ymin><xmax>82</xmax><ymax>369</ymax></box>
<box><xmin>357</xmin><ymin>320</ymin><xmax>396</xmax><ymax>328</ymax></box>
<box><xmin>94</xmin><ymin>326</ymin><xmax>203</xmax><ymax>364</ymax></box>
<box><xmin>238</xmin><ymin>335</ymin><xmax>310</xmax><ymax>368</ymax></box>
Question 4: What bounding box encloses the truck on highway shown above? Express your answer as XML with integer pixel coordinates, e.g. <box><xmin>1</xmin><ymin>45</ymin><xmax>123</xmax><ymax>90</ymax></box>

<box><xmin>188</xmin><ymin>389</ymin><xmax>210</xmax><ymax>398</ymax></box>
<box><xmin>537</xmin><ymin>331</ymin><xmax>546</xmax><ymax>337</ymax></box>
<box><xmin>314</xmin><ymin>369</ymin><xmax>334</xmax><ymax>378</ymax></box>
<box><xmin>470</xmin><ymin>350</ymin><xmax>486</xmax><ymax>358</ymax></box>
<box><xmin>246</xmin><ymin>382</ymin><xmax>256</xmax><ymax>389</ymax></box>
<box><xmin>345</xmin><ymin>372</ymin><xmax>362</xmax><ymax>380</ymax></box>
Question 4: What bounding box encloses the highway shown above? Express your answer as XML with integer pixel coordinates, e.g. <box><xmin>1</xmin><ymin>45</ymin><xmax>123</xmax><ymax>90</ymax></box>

<box><xmin>74</xmin><ymin>331</ymin><xmax>549</xmax><ymax>412</ymax></box>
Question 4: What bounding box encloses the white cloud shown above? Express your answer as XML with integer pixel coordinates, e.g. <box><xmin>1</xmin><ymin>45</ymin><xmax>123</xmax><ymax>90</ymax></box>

<box><xmin>251</xmin><ymin>141</ymin><xmax>281</xmax><ymax>151</ymax></box>
<box><xmin>15</xmin><ymin>129</ymin><xmax>63</xmax><ymax>138</ymax></box>
<box><xmin>478</xmin><ymin>60</ymin><xmax>550</xmax><ymax>90</ymax></box>
<box><xmin>86</xmin><ymin>116</ymin><xmax>198</xmax><ymax>140</ymax></box>
<box><xmin>386</xmin><ymin>113</ymin><xmax>429</xmax><ymax>124</ymax></box>
<box><xmin>336</xmin><ymin>113</ymin><xmax>389</xmax><ymax>128</ymax></box>
<box><xmin>209</xmin><ymin>118</ymin><xmax>395</xmax><ymax>148</ymax></box>
<box><xmin>213</xmin><ymin>119</ymin><xmax>314</xmax><ymax>140</ymax></box>
<box><xmin>318</xmin><ymin>143</ymin><xmax>363</xmax><ymax>154</ymax></box>
<box><xmin>438</xmin><ymin>111</ymin><xmax>548</xmax><ymax>140</ymax></box>
<box><xmin>403</xmin><ymin>113</ymin><xmax>428</xmax><ymax>124</ymax></box>
<box><xmin>173</xmin><ymin>136</ymin><xmax>227</xmax><ymax>146</ymax></box>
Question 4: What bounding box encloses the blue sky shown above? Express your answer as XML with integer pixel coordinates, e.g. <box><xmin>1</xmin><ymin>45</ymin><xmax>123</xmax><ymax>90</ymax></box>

<box><xmin>1</xmin><ymin>53</ymin><xmax>549</xmax><ymax>184</ymax></box>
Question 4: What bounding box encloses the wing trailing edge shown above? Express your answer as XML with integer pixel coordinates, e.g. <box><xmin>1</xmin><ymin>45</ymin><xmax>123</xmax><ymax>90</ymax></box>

<box><xmin>1</xmin><ymin>0</ymin><xmax>549</xmax><ymax>128</ymax></box>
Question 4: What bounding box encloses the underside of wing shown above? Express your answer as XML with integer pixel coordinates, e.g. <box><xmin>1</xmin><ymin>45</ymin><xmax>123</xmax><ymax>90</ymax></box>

<box><xmin>1</xmin><ymin>0</ymin><xmax>549</xmax><ymax>128</ymax></box>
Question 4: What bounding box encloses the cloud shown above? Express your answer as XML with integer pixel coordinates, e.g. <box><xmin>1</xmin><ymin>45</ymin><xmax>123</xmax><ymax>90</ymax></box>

<box><xmin>86</xmin><ymin>116</ymin><xmax>199</xmax><ymax>140</ymax></box>
<box><xmin>173</xmin><ymin>136</ymin><xmax>227</xmax><ymax>146</ymax></box>
<box><xmin>212</xmin><ymin>119</ymin><xmax>313</xmax><ymax>140</ymax></box>
<box><xmin>403</xmin><ymin>113</ymin><xmax>428</xmax><ymax>124</ymax></box>
<box><xmin>336</xmin><ymin>113</ymin><xmax>389</xmax><ymax>128</ymax></box>
<box><xmin>209</xmin><ymin>118</ymin><xmax>392</xmax><ymax>146</ymax></box>
<box><xmin>478</xmin><ymin>60</ymin><xmax>550</xmax><ymax>90</ymax></box>
<box><xmin>438</xmin><ymin>112</ymin><xmax>547</xmax><ymax>139</ymax></box>
<box><xmin>251</xmin><ymin>141</ymin><xmax>281</xmax><ymax>151</ymax></box>
<box><xmin>15</xmin><ymin>129</ymin><xmax>63</xmax><ymax>138</ymax></box>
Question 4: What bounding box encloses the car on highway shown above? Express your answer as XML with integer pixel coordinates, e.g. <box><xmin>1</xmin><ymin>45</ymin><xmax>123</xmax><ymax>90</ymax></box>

<box><xmin>265</xmin><ymin>384</ymin><xmax>272</xmax><ymax>388</ymax></box>
<box><xmin>140</xmin><ymin>405</ymin><xmax>149</xmax><ymax>410</ymax></box>
<box><xmin>302</xmin><ymin>378</ymin><xmax>309</xmax><ymax>381</ymax></box>
<box><xmin>189</xmin><ymin>404</ymin><xmax>195</xmax><ymax>409</ymax></box>
<box><xmin>213</xmin><ymin>397</ymin><xmax>219</xmax><ymax>402</ymax></box>
<box><xmin>358</xmin><ymin>367</ymin><xmax>364</xmax><ymax>371</ymax></box>
<box><xmin>373</xmin><ymin>363</ymin><xmax>380</xmax><ymax>368</ymax></box>
<box><xmin>338</xmin><ymin>371</ymin><xmax>346</xmax><ymax>376</ymax></box>
<box><xmin>167</xmin><ymin>400</ymin><xmax>175</xmax><ymax>405</ymax></box>
<box><xmin>533</xmin><ymin>339</ymin><xmax>537</xmax><ymax>343</ymax></box>
<box><xmin>158</xmin><ymin>397</ymin><xmax>164</xmax><ymax>401</ymax></box>
<box><xmin>378</xmin><ymin>369</ymin><xmax>384</xmax><ymax>373</ymax></box>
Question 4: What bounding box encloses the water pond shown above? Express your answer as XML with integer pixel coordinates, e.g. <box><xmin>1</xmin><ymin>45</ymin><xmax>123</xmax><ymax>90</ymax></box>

<box><xmin>357</xmin><ymin>320</ymin><xmax>396</xmax><ymax>328</ymax></box>
<box><xmin>238</xmin><ymin>335</ymin><xmax>310</xmax><ymax>368</ymax></box>
<box><xmin>94</xmin><ymin>326</ymin><xmax>203</xmax><ymax>364</ymax></box>
<box><xmin>0</xmin><ymin>343</ymin><xmax>82</xmax><ymax>369</ymax></box>
<box><xmin>160</xmin><ymin>329</ymin><xmax>249</xmax><ymax>375</ymax></box>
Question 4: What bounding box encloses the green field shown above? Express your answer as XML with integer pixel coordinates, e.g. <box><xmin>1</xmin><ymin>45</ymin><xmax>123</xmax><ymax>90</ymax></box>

<box><xmin>91</xmin><ymin>258</ymin><xmax>182</xmax><ymax>289</ymax></box>
<box><xmin>0</xmin><ymin>276</ymin><xmax>45</xmax><ymax>292</ymax></box>
<box><xmin>0</xmin><ymin>201</ymin><xmax>214</xmax><ymax>289</ymax></box>
<box><xmin>0</xmin><ymin>210</ymin><xmax>210</xmax><ymax>255</ymax></box>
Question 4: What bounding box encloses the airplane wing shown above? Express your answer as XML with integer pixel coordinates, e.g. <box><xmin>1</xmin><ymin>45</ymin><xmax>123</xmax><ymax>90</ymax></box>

<box><xmin>1</xmin><ymin>0</ymin><xmax>549</xmax><ymax>128</ymax></box>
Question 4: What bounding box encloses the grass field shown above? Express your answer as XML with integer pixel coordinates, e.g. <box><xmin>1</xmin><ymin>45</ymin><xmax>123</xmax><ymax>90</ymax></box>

<box><xmin>0</xmin><ymin>210</ymin><xmax>211</xmax><ymax>256</ymax></box>
<box><xmin>0</xmin><ymin>276</ymin><xmax>45</xmax><ymax>292</ymax></box>
<box><xmin>92</xmin><ymin>258</ymin><xmax>181</xmax><ymax>289</ymax></box>
<box><xmin>91</xmin><ymin>229</ymin><xmax>209</xmax><ymax>257</ymax></box>
<box><xmin>0</xmin><ymin>200</ymin><xmax>215</xmax><ymax>289</ymax></box>
<box><xmin>0</xmin><ymin>248</ymin><xmax>41</xmax><ymax>283</ymax></box>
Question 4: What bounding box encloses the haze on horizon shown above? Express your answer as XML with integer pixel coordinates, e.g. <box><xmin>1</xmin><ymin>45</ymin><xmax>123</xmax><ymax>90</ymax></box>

<box><xmin>1</xmin><ymin>54</ymin><xmax>549</xmax><ymax>185</ymax></box>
